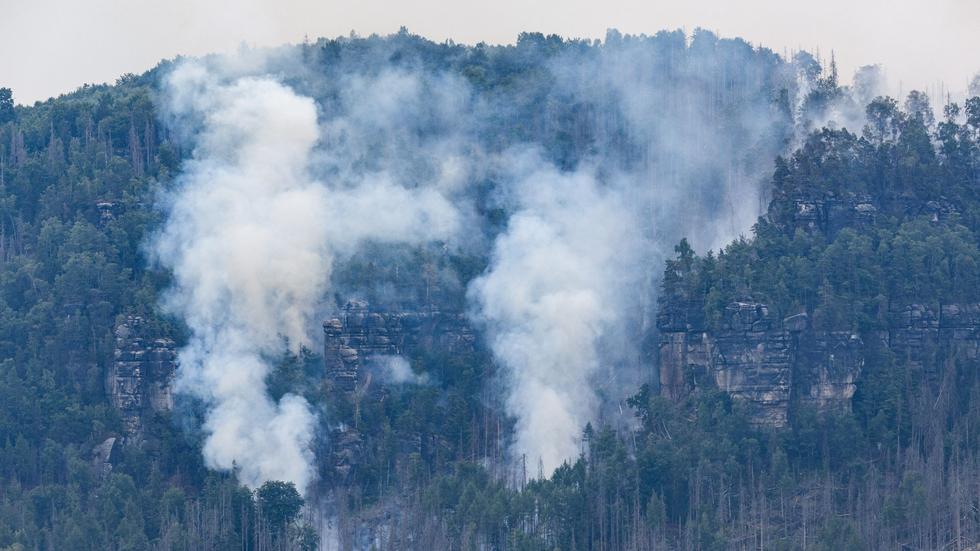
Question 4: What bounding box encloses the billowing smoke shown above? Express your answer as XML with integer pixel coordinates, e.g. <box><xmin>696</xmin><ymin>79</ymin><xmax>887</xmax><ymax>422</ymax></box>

<box><xmin>468</xmin><ymin>31</ymin><xmax>798</xmax><ymax>476</ymax></box>
<box><xmin>469</xmin><ymin>151</ymin><xmax>646</xmax><ymax>474</ymax></box>
<box><xmin>466</xmin><ymin>33</ymin><xmax>910</xmax><ymax>477</ymax></box>
<box><xmin>154</xmin><ymin>58</ymin><xmax>460</xmax><ymax>491</ymax></box>
<box><xmin>154</xmin><ymin>61</ymin><xmax>328</xmax><ymax>490</ymax></box>
<box><xmin>969</xmin><ymin>72</ymin><xmax>980</xmax><ymax>97</ymax></box>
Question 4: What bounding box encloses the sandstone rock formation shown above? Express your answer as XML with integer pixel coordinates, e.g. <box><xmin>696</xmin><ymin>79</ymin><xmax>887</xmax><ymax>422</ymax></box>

<box><xmin>658</xmin><ymin>300</ymin><xmax>862</xmax><ymax>427</ymax></box>
<box><xmin>770</xmin><ymin>189</ymin><xmax>959</xmax><ymax>239</ymax></box>
<box><xmin>323</xmin><ymin>300</ymin><xmax>475</xmax><ymax>479</ymax></box>
<box><xmin>658</xmin><ymin>299</ymin><xmax>980</xmax><ymax>427</ymax></box>
<box><xmin>91</xmin><ymin>437</ymin><xmax>118</xmax><ymax>479</ymax></box>
<box><xmin>107</xmin><ymin>315</ymin><xmax>178</xmax><ymax>442</ymax></box>
<box><xmin>324</xmin><ymin>300</ymin><xmax>475</xmax><ymax>394</ymax></box>
<box><xmin>888</xmin><ymin>303</ymin><xmax>980</xmax><ymax>378</ymax></box>
<box><xmin>776</xmin><ymin>192</ymin><xmax>877</xmax><ymax>238</ymax></box>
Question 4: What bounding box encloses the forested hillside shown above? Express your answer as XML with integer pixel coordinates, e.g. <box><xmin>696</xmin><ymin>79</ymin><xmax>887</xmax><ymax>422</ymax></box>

<box><xmin>0</xmin><ymin>29</ymin><xmax>978</xmax><ymax>550</ymax></box>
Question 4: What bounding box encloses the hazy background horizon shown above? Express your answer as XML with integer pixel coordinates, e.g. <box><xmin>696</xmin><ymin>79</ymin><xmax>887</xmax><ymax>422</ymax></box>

<box><xmin>2</xmin><ymin>0</ymin><xmax>979</xmax><ymax>105</ymax></box>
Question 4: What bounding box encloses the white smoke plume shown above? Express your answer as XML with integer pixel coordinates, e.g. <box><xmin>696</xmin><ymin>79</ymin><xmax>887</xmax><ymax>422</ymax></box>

<box><xmin>468</xmin><ymin>151</ymin><xmax>645</xmax><ymax>474</ymax></box>
<box><xmin>467</xmin><ymin>32</ymin><xmax>797</xmax><ymax>477</ymax></box>
<box><xmin>154</xmin><ymin>58</ymin><xmax>460</xmax><ymax>491</ymax></box>
<box><xmin>465</xmin><ymin>30</ymin><xmax>889</xmax><ymax>479</ymax></box>
<box><xmin>155</xmin><ymin>61</ymin><xmax>328</xmax><ymax>490</ymax></box>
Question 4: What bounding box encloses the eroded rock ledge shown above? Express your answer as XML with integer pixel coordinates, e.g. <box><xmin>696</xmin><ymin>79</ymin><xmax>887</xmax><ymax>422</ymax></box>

<box><xmin>322</xmin><ymin>300</ymin><xmax>476</xmax><ymax>479</ymax></box>
<box><xmin>107</xmin><ymin>315</ymin><xmax>177</xmax><ymax>441</ymax></box>
<box><xmin>658</xmin><ymin>301</ymin><xmax>980</xmax><ymax>427</ymax></box>
<box><xmin>323</xmin><ymin>299</ymin><xmax>475</xmax><ymax>394</ymax></box>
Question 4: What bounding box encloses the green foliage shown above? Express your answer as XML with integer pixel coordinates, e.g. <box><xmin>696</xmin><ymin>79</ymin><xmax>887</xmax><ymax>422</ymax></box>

<box><xmin>811</xmin><ymin>517</ymin><xmax>866</xmax><ymax>551</ymax></box>
<box><xmin>256</xmin><ymin>480</ymin><xmax>304</xmax><ymax>530</ymax></box>
<box><xmin>0</xmin><ymin>88</ymin><xmax>13</xmax><ymax>124</ymax></box>
<box><xmin>666</xmin><ymin>92</ymin><xmax>980</xmax><ymax>334</ymax></box>
<box><xmin>643</xmin><ymin>88</ymin><xmax>980</xmax><ymax>549</ymax></box>
<box><xmin>291</xmin><ymin>524</ymin><xmax>319</xmax><ymax>551</ymax></box>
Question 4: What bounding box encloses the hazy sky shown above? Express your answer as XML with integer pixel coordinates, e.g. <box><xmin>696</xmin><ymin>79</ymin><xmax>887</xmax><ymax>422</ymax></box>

<box><xmin>2</xmin><ymin>0</ymin><xmax>978</xmax><ymax>105</ymax></box>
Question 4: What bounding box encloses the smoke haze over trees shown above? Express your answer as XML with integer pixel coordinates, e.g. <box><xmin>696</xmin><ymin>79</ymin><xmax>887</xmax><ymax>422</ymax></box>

<box><xmin>0</xmin><ymin>28</ymin><xmax>978</xmax><ymax>550</ymax></box>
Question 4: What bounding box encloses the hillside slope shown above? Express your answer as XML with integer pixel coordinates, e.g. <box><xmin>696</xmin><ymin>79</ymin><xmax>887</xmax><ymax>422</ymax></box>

<box><xmin>0</xmin><ymin>30</ymin><xmax>978</xmax><ymax>550</ymax></box>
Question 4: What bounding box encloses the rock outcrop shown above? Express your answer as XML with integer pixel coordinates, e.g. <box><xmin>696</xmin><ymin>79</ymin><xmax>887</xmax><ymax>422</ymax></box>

<box><xmin>658</xmin><ymin>300</ymin><xmax>980</xmax><ymax>427</ymax></box>
<box><xmin>322</xmin><ymin>300</ymin><xmax>476</xmax><ymax>479</ymax></box>
<box><xmin>888</xmin><ymin>303</ymin><xmax>980</xmax><ymax>378</ymax></box>
<box><xmin>95</xmin><ymin>200</ymin><xmax>119</xmax><ymax>226</ymax></box>
<box><xmin>658</xmin><ymin>301</ymin><xmax>862</xmax><ymax>427</ymax></box>
<box><xmin>107</xmin><ymin>316</ymin><xmax>178</xmax><ymax>441</ymax></box>
<box><xmin>91</xmin><ymin>437</ymin><xmax>119</xmax><ymax>479</ymax></box>
<box><xmin>773</xmin><ymin>192</ymin><xmax>877</xmax><ymax>238</ymax></box>
<box><xmin>770</xmin><ymin>190</ymin><xmax>959</xmax><ymax>239</ymax></box>
<box><xmin>324</xmin><ymin>300</ymin><xmax>475</xmax><ymax>394</ymax></box>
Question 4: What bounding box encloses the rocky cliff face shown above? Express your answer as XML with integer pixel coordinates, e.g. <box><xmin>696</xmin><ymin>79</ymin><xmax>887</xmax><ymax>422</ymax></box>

<box><xmin>658</xmin><ymin>301</ymin><xmax>862</xmax><ymax>426</ymax></box>
<box><xmin>323</xmin><ymin>300</ymin><xmax>475</xmax><ymax>394</ymax></box>
<box><xmin>888</xmin><ymin>303</ymin><xmax>980</xmax><ymax>377</ymax></box>
<box><xmin>323</xmin><ymin>300</ymin><xmax>475</xmax><ymax>478</ymax></box>
<box><xmin>107</xmin><ymin>316</ymin><xmax>178</xmax><ymax>441</ymax></box>
<box><xmin>770</xmin><ymin>189</ymin><xmax>959</xmax><ymax>239</ymax></box>
<box><xmin>773</xmin><ymin>191</ymin><xmax>878</xmax><ymax>238</ymax></box>
<box><xmin>658</xmin><ymin>300</ymin><xmax>980</xmax><ymax>427</ymax></box>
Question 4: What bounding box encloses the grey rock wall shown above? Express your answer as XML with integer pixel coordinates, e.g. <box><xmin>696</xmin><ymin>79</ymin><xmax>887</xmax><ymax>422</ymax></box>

<box><xmin>323</xmin><ymin>300</ymin><xmax>475</xmax><ymax>394</ymax></box>
<box><xmin>107</xmin><ymin>315</ymin><xmax>177</xmax><ymax>441</ymax></box>
<box><xmin>322</xmin><ymin>300</ymin><xmax>475</xmax><ymax>479</ymax></box>
<box><xmin>658</xmin><ymin>300</ymin><xmax>980</xmax><ymax>427</ymax></box>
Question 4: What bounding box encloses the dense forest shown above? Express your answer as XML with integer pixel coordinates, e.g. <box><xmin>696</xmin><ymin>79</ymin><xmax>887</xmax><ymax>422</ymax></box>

<box><xmin>0</xmin><ymin>29</ymin><xmax>979</xmax><ymax>550</ymax></box>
